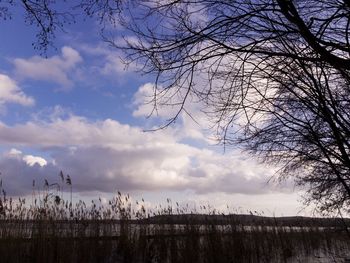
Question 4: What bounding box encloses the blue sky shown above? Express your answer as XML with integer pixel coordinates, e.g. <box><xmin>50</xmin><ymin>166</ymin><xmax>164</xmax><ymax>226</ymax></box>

<box><xmin>0</xmin><ymin>7</ymin><xmax>309</xmax><ymax>216</ymax></box>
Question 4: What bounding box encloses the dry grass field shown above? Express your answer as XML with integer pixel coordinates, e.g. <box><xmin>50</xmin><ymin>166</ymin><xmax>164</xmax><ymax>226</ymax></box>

<box><xmin>0</xmin><ymin>180</ymin><xmax>349</xmax><ymax>263</ymax></box>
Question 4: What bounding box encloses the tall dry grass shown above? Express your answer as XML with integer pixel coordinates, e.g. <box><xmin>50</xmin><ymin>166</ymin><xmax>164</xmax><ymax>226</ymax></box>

<box><xmin>0</xmin><ymin>173</ymin><xmax>349</xmax><ymax>263</ymax></box>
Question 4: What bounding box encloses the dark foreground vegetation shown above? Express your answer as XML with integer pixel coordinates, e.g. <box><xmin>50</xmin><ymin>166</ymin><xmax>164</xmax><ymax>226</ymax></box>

<box><xmin>0</xmin><ymin>183</ymin><xmax>349</xmax><ymax>263</ymax></box>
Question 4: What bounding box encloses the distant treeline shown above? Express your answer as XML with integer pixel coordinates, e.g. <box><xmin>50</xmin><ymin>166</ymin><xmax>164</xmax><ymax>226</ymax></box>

<box><xmin>142</xmin><ymin>214</ymin><xmax>350</xmax><ymax>227</ymax></box>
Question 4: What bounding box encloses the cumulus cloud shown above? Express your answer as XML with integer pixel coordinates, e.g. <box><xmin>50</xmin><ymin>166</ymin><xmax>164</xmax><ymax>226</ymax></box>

<box><xmin>13</xmin><ymin>46</ymin><xmax>82</xmax><ymax>88</ymax></box>
<box><xmin>101</xmin><ymin>53</ymin><xmax>127</xmax><ymax>75</ymax></box>
<box><xmin>23</xmin><ymin>155</ymin><xmax>47</xmax><ymax>167</ymax></box>
<box><xmin>79</xmin><ymin>44</ymin><xmax>128</xmax><ymax>76</ymax></box>
<box><xmin>6</xmin><ymin>148</ymin><xmax>47</xmax><ymax>167</ymax></box>
<box><xmin>0</xmin><ymin>74</ymin><xmax>34</xmax><ymax>106</ymax></box>
<box><xmin>0</xmin><ymin>115</ymin><xmax>174</xmax><ymax>147</ymax></box>
<box><xmin>132</xmin><ymin>83</ymin><xmax>159</xmax><ymax>118</ymax></box>
<box><xmin>0</xmin><ymin>113</ymin><xmax>283</xmax><ymax>197</ymax></box>
<box><xmin>133</xmin><ymin>83</ymin><xmax>184</xmax><ymax>119</ymax></box>
<box><xmin>132</xmin><ymin>83</ymin><xmax>214</xmax><ymax>143</ymax></box>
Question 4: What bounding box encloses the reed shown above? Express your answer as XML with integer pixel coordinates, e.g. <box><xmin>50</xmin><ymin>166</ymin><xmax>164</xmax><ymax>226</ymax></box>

<box><xmin>0</xmin><ymin>173</ymin><xmax>349</xmax><ymax>263</ymax></box>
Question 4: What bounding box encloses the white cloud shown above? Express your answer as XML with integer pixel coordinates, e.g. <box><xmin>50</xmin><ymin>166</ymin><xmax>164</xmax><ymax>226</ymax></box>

<box><xmin>101</xmin><ymin>53</ymin><xmax>127</xmax><ymax>75</ymax></box>
<box><xmin>132</xmin><ymin>83</ymin><xmax>183</xmax><ymax>119</ymax></box>
<box><xmin>13</xmin><ymin>46</ymin><xmax>82</xmax><ymax>88</ymax></box>
<box><xmin>0</xmin><ymin>74</ymin><xmax>34</xmax><ymax>106</ymax></box>
<box><xmin>7</xmin><ymin>148</ymin><xmax>22</xmax><ymax>156</ymax></box>
<box><xmin>80</xmin><ymin>43</ymin><xmax>130</xmax><ymax>76</ymax></box>
<box><xmin>132</xmin><ymin>83</ymin><xmax>215</xmax><ymax>143</ymax></box>
<box><xmin>0</xmin><ymin>115</ymin><xmax>174</xmax><ymax>147</ymax></box>
<box><xmin>6</xmin><ymin>148</ymin><xmax>47</xmax><ymax>167</ymax></box>
<box><xmin>23</xmin><ymin>155</ymin><xmax>47</xmax><ymax>167</ymax></box>
<box><xmin>132</xmin><ymin>83</ymin><xmax>157</xmax><ymax>118</ymax></box>
<box><xmin>0</xmin><ymin>113</ymin><xmax>285</xmax><ymax>197</ymax></box>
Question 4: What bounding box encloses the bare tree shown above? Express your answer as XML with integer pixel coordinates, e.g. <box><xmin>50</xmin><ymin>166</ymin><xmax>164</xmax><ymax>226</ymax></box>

<box><xmin>0</xmin><ymin>0</ymin><xmax>122</xmax><ymax>54</ymax></box>
<box><xmin>107</xmin><ymin>0</ymin><xmax>350</xmax><ymax>213</ymax></box>
<box><xmin>0</xmin><ymin>0</ymin><xmax>77</xmax><ymax>53</ymax></box>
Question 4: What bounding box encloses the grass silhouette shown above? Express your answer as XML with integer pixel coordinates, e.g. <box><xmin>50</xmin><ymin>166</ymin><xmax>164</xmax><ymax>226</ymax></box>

<box><xmin>0</xmin><ymin>172</ymin><xmax>349</xmax><ymax>262</ymax></box>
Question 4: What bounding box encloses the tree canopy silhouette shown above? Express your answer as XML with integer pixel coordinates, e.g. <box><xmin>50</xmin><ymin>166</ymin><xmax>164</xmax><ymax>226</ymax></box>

<box><xmin>115</xmin><ymin>0</ymin><xmax>350</xmax><ymax>214</ymax></box>
<box><xmin>3</xmin><ymin>0</ymin><xmax>350</xmax><ymax>213</ymax></box>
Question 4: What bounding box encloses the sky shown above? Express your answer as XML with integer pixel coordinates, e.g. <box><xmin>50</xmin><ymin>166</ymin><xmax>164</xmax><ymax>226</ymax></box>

<box><xmin>0</xmin><ymin>5</ymin><xmax>312</xmax><ymax>216</ymax></box>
